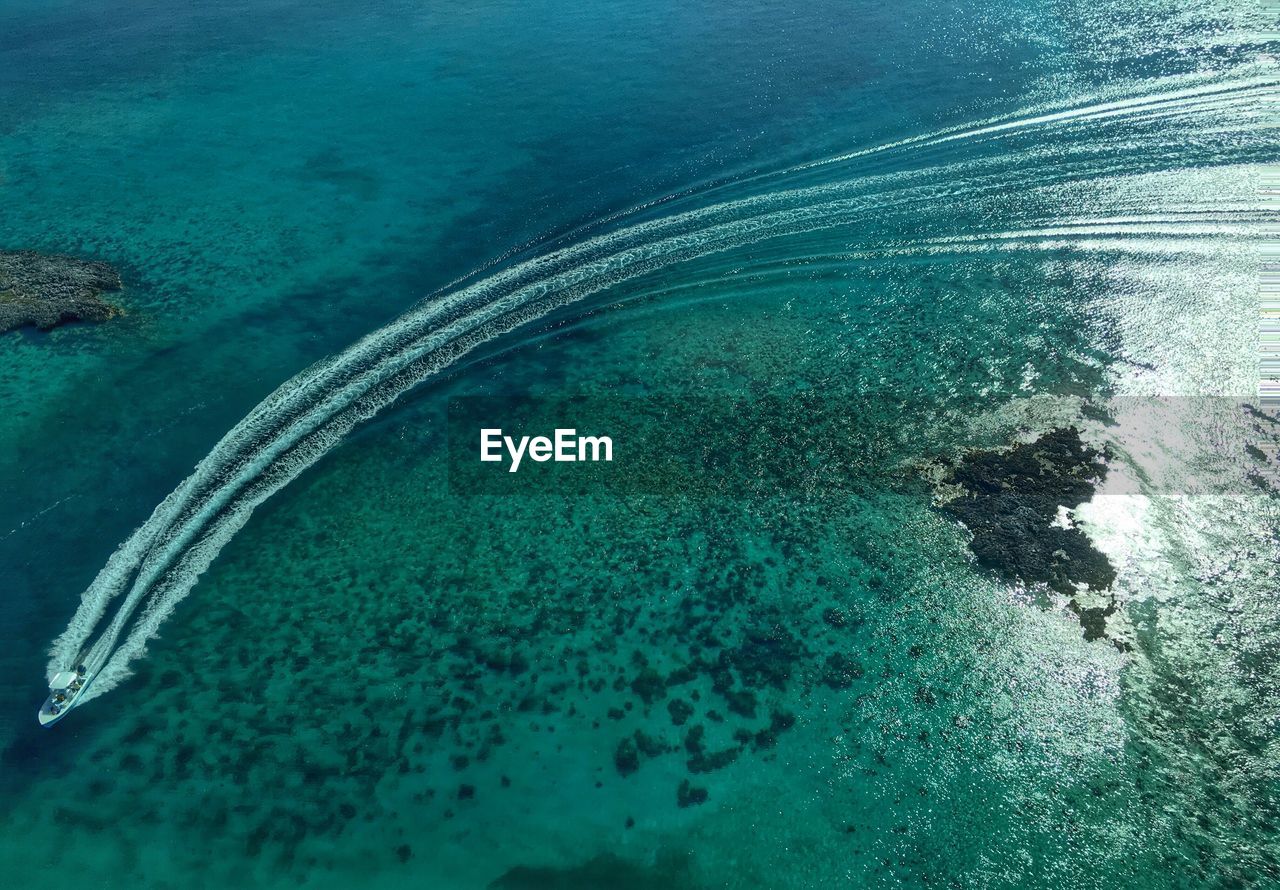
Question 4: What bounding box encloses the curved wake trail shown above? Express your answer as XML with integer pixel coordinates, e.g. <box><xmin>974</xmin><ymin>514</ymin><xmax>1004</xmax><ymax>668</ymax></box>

<box><xmin>49</xmin><ymin>70</ymin><xmax>1278</xmax><ymax>704</ymax></box>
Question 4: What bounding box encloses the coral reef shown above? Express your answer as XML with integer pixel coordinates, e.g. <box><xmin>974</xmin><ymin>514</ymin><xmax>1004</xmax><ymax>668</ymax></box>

<box><xmin>0</xmin><ymin>250</ymin><xmax>122</xmax><ymax>333</ymax></box>
<box><xmin>933</xmin><ymin>427</ymin><xmax>1121</xmax><ymax>644</ymax></box>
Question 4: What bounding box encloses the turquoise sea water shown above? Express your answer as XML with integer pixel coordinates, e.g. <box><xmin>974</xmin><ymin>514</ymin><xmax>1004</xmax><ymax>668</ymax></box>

<box><xmin>2</xmin><ymin>1</ymin><xmax>1279</xmax><ymax>887</ymax></box>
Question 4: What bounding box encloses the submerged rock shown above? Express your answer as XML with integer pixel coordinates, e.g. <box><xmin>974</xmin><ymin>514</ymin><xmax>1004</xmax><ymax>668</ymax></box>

<box><xmin>0</xmin><ymin>249</ymin><xmax>123</xmax><ymax>333</ymax></box>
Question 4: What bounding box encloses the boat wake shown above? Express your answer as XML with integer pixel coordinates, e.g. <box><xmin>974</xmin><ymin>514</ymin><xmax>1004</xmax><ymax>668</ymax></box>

<box><xmin>45</xmin><ymin>66</ymin><xmax>1278</xmax><ymax>714</ymax></box>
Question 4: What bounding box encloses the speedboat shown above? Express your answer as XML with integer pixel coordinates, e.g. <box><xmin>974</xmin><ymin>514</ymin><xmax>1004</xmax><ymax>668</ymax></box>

<box><xmin>38</xmin><ymin>663</ymin><xmax>93</xmax><ymax>728</ymax></box>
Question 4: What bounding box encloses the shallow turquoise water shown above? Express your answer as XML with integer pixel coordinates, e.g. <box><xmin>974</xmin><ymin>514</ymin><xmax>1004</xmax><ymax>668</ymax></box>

<box><xmin>2</xmin><ymin>1</ymin><xmax>1279</xmax><ymax>888</ymax></box>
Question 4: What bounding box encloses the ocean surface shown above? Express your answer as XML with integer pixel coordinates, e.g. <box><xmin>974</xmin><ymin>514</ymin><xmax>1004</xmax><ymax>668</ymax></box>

<box><xmin>1</xmin><ymin>1</ymin><xmax>1278</xmax><ymax>887</ymax></box>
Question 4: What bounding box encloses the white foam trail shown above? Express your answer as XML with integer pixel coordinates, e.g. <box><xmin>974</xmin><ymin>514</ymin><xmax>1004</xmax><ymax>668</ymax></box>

<box><xmin>49</xmin><ymin>72</ymin><xmax>1279</xmax><ymax>701</ymax></box>
<box><xmin>403</xmin><ymin>70</ymin><xmax>1277</xmax><ymax>288</ymax></box>
<box><xmin>68</xmin><ymin>181</ymin><xmax>949</xmax><ymax>689</ymax></box>
<box><xmin>794</xmin><ymin>77</ymin><xmax>1277</xmax><ymax>173</ymax></box>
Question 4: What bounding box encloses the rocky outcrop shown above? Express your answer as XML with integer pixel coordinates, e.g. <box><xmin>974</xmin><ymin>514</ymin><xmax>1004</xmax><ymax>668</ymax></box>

<box><xmin>933</xmin><ymin>427</ymin><xmax>1124</xmax><ymax>646</ymax></box>
<box><xmin>0</xmin><ymin>250</ymin><xmax>123</xmax><ymax>333</ymax></box>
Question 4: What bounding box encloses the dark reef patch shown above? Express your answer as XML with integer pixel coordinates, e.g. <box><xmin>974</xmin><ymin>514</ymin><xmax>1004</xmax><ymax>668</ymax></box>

<box><xmin>64</xmin><ymin>466</ymin><xmax>920</xmax><ymax>867</ymax></box>
<box><xmin>933</xmin><ymin>427</ymin><xmax>1122</xmax><ymax>644</ymax></box>
<box><xmin>0</xmin><ymin>250</ymin><xmax>123</xmax><ymax>333</ymax></box>
<box><xmin>1241</xmin><ymin>403</ymin><xmax>1280</xmax><ymax>496</ymax></box>
<box><xmin>633</xmin><ymin>729</ymin><xmax>668</xmax><ymax>758</ymax></box>
<box><xmin>676</xmin><ymin>780</ymin><xmax>709</xmax><ymax>808</ymax></box>
<box><xmin>727</xmin><ymin>623</ymin><xmax>802</xmax><ymax>690</ymax></box>
<box><xmin>490</xmin><ymin>852</ymin><xmax>695</xmax><ymax>890</ymax></box>
<box><xmin>629</xmin><ymin>667</ymin><xmax>667</xmax><ymax>705</ymax></box>
<box><xmin>821</xmin><ymin>653</ymin><xmax>864</xmax><ymax>689</ymax></box>
<box><xmin>613</xmin><ymin>737</ymin><xmax>640</xmax><ymax>777</ymax></box>
<box><xmin>667</xmin><ymin>698</ymin><xmax>694</xmax><ymax>726</ymax></box>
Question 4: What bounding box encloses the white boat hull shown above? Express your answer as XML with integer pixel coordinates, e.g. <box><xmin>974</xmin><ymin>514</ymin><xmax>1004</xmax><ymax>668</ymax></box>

<box><xmin>38</xmin><ymin>668</ymin><xmax>94</xmax><ymax>728</ymax></box>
